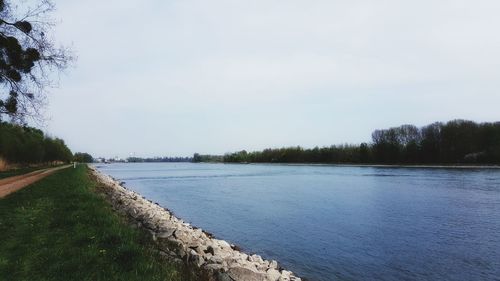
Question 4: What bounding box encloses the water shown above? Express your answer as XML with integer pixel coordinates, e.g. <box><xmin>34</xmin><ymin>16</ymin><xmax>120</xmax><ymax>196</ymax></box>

<box><xmin>96</xmin><ymin>163</ymin><xmax>500</xmax><ymax>281</ymax></box>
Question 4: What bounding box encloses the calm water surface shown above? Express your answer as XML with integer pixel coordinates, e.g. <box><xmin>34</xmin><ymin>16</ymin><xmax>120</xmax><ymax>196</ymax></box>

<box><xmin>96</xmin><ymin>163</ymin><xmax>500</xmax><ymax>281</ymax></box>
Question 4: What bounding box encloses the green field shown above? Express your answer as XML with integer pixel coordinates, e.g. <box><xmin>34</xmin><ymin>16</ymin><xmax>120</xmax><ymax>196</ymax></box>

<box><xmin>0</xmin><ymin>165</ymin><xmax>195</xmax><ymax>281</ymax></box>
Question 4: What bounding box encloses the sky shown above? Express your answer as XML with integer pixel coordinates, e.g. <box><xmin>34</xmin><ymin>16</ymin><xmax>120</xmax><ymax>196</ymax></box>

<box><xmin>44</xmin><ymin>0</ymin><xmax>500</xmax><ymax>158</ymax></box>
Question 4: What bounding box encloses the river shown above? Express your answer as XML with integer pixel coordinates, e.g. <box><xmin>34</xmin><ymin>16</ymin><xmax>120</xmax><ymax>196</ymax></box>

<box><xmin>96</xmin><ymin>163</ymin><xmax>500</xmax><ymax>281</ymax></box>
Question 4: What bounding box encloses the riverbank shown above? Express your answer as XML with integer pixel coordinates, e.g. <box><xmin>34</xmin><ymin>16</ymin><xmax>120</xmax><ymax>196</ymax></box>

<box><xmin>0</xmin><ymin>165</ymin><xmax>198</xmax><ymax>280</ymax></box>
<box><xmin>268</xmin><ymin>163</ymin><xmax>500</xmax><ymax>169</ymax></box>
<box><xmin>198</xmin><ymin>161</ymin><xmax>500</xmax><ymax>169</ymax></box>
<box><xmin>90</xmin><ymin>165</ymin><xmax>302</xmax><ymax>281</ymax></box>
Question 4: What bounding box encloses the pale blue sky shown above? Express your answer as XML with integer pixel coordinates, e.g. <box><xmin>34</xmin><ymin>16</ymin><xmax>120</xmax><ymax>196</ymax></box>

<box><xmin>46</xmin><ymin>0</ymin><xmax>500</xmax><ymax>158</ymax></box>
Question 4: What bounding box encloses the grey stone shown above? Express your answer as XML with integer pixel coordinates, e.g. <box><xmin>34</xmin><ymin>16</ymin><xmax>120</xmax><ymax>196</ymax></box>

<box><xmin>156</xmin><ymin>228</ymin><xmax>175</xmax><ymax>238</ymax></box>
<box><xmin>216</xmin><ymin>272</ymin><xmax>233</xmax><ymax>281</ymax></box>
<box><xmin>228</xmin><ymin>267</ymin><xmax>266</xmax><ymax>281</ymax></box>
<box><xmin>204</xmin><ymin>262</ymin><xmax>223</xmax><ymax>270</ymax></box>
<box><xmin>266</xmin><ymin>268</ymin><xmax>281</xmax><ymax>281</ymax></box>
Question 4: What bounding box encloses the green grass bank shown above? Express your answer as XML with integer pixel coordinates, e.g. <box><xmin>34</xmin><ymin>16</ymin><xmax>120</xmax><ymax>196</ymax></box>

<box><xmin>0</xmin><ymin>165</ymin><xmax>196</xmax><ymax>281</ymax></box>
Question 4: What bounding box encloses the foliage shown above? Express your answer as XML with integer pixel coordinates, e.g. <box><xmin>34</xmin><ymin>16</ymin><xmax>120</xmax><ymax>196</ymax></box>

<box><xmin>0</xmin><ymin>121</ymin><xmax>72</xmax><ymax>164</ymax></box>
<box><xmin>0</xmin><ymin>166</ymin><xmax>197</xmax><ymax>281</ymax></box>
<box><xmin>193</xmin><ymin>153</ymin><xmax>224</xmax><ymax>163</ymax></box>
<box><xmin>201</xmin><ymin>120</ymin><xmax>500</xmax><ymax>165</ymax></box>
<box><xmin>0</xmin><ymin>0</ymin><xmax>72</xmax><ymax>121</ymax></box>
<box><xmin>372</xmin><ymin>120</ymin><xmax>500</xmax><ymax>164</ymax></box>
<box><xmin>73</xmin><ymin>152</ymin><xmax>93</xmax><ymax>163</ymax></box>
<box><xmin>220</xmin><ymin>145</ymin><xmax>366</xmax><ymax>164</ymax></box>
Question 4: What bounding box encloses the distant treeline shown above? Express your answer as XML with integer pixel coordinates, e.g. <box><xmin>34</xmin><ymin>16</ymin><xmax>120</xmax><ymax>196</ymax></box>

<box><xmin>74</xmin><ymin>152</ymin><xmax>94</xmax><ymax>163</ymax></box>
<box><xmin>193</xmin><ymin>154</ymin><xmax>223</xmax><ymax>163</ymax></box>
<box><xmin>0</xmin><ymin>122</ymin><xmax>73</xmax><ymax>164</ymax></box>
<box><xmin>194</xmin><ymin>120</ymin><xmax>500</xmax><ymax>165</ymax></box>
<box><xmin>127</xmin><ymin>157</ymin><xmax>192</xmax><ymax>163</ymax></box>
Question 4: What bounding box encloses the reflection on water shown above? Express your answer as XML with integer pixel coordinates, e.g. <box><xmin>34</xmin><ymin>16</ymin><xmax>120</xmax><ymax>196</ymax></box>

<box><xmin>97</xmin><ymin>163</ymin><xmax>500</xmax><ymax>281</ymax></box>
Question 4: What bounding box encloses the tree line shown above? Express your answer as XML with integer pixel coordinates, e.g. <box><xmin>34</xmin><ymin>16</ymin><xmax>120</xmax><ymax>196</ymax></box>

<box><xmin>193</xmin><ymin>154</ymin><xmax>224</xmax><ymax>163</ymax></box>
<box><xmin>127</xmin><ymin>156</ymin><xmax>192</xmax><ymax>163</ymax></box>
<box><xmin>195</xmin><ymin>120</ymin><xmax>500</xmax><ymax>165</ymax></box>
<box><xmin>0</xmin><ymin>122</ymin><xmax>73</xmax><ymax>164</ymax></box>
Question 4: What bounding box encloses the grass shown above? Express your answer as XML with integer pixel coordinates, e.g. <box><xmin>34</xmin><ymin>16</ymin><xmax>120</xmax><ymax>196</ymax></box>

<box><xmin>0</xmin><ymin>165</ymin><xmax>195</xmax><ymax>281</ymax></box>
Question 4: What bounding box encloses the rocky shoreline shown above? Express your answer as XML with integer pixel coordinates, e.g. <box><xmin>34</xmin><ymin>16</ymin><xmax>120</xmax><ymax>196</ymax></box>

<box><xmin>89</xmin><ymin>165</ymin><xmax>302</xmax><ymax>281</ymax></box>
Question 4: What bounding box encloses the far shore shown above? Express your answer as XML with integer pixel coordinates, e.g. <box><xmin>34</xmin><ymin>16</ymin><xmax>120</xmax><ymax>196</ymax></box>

<box><xmin>249</xmin><ymin>163</ymin><xmax>500</xmax><ymax>169</ymax></box>
<box><xmin>105</xmin><ymin>161</ymin><xmax>500</xmax><ymax>169</ymax></box>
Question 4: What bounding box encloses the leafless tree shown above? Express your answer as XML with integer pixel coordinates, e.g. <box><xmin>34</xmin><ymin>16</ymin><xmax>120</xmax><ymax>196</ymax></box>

<box><xmin>0</xmin><ymin>0</ymin><xmax>73</xmax><ymax>123</ymax></box>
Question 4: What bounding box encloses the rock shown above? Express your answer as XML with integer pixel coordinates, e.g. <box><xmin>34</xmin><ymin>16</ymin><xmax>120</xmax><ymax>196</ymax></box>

<box><xmin>257</xmin><ymin>263</ymin><xmax>269</xmax><ymax>271</ymax></box>
<box><xmin>213</xmin><ymin>246</ymin><xmax>232</xmax><ymax>259</ymax></box>
<box><xmin>216</xmin><ymin>272</ymin><xmax>233</xmax><ymax>281</ymax></box>
<box><xmin>175</xmin><ymin>229</ymin><xmax>194</xmax><ymax>243</ymax></box>
<box><xmin>192</xmin><ymin>228</ymin><xmax>203</xmax><ymax>238</ymax></box>
<box><xmin>204</xmin><ymin>263</ymin><xmax>224</xmax><ymax>271</ymax></box>
<box><xmin>209</xmin><ymin>255</ymin><xmax>224</xmax><ymax>264</ymax></box>
<box><xmin>266</xmin><ymin>268</ymin><xmax>281</xmax><ymax>281</ymax></box>
<box><xmin>269</xmin><ymin>260</ymin><xmax>278</xmax><ymax>269</ymax></box>
<box><xmin>204</xmin><ymin>253</ymin><xmax>213</xmax><ymax>260</ymax></box>
<box><xmin>204</xmin><ymin>245</ymin><xmax>215</xmax><ymax>255</ymax></box>
<box><xmin>177</xmin><ymin>246</ymin><xmax>188</xmax><ymax>258</ymax></box>
<box><xmin>156</xmin><ymin>228</ymin><xmax>175</xmax><ymax>239</ymax></box>
<box><xmin>189</xmin><ymin>249</ymin><xmax>205</xmax><ymax>267</ymax></box>
<box><xmin>218</xmin><ymin>239</ymin><xmax>231</xmax><ymax>249</ymax></box>
<box><xmin>195</xmin><ymin>245</ymin><xmax>206</xmax><ymax>255</ymax></box>
<box><xmin>249</xmin><ymin>254</ymin><xmax>264</xmax><ymax>263</ymax></box>
<box><xmin>279</xmin><ymin>270</ymin><xmax>292</xmax><ymax>281</ymax></box>
<box><xmin>228</xmin><ymin>267</ymin><xmax>266</xmax><ymax>281</ymax></box>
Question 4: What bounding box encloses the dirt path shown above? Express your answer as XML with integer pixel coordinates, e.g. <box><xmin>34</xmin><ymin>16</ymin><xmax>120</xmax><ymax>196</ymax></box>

<box><xmin>0</xmin><ymin>165</ymin><xmax>72</xmax><ymax>198</ymax></box>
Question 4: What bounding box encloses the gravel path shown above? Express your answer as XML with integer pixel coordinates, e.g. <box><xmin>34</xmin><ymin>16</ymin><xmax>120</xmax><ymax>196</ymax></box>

<box><xmin>0</xmin><ymin>165</ymin><xmax>71</xmax><ymax>198</ymax></box>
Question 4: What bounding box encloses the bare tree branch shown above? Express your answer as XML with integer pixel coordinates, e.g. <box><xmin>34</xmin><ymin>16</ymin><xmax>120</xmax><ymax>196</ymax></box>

<box><xmin>0</xmin><ymin>0</ymin><xmax>73</xmax><ymax>123</ymax></box>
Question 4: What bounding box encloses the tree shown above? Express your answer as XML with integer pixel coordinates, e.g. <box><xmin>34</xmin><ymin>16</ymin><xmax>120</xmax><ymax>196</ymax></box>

<box><xmin>359</xmin><ymin>142</ymin><xmax>371</xmax><ymax>163</ymax></box>
<box><xmin>372</xmin><ymin>128</ymin><xmax>401</xmax><ymax>163</ymax></box>
<box><xmin>0</xmin><ymin>0</ymin><xmax>71</xmax><ymax>122</ymax></box>
<box><xmin>440</xmin><ymin>120</ymin><xmax>479</xmax><ymax>163</ymax></box>
<box><xmin>0</xmin><ymin>121</ymin><xmax>72</xmax><ymax>164</ymax></box>
<box><xmin>420</xmin><ymin>122</ymin><xmax>442</xmax><ymax>163</ymax></box>
<box><xmin>74</xmin><ymin>152</ymin><xmax>93</xmax><ymax>163</ymax></box>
